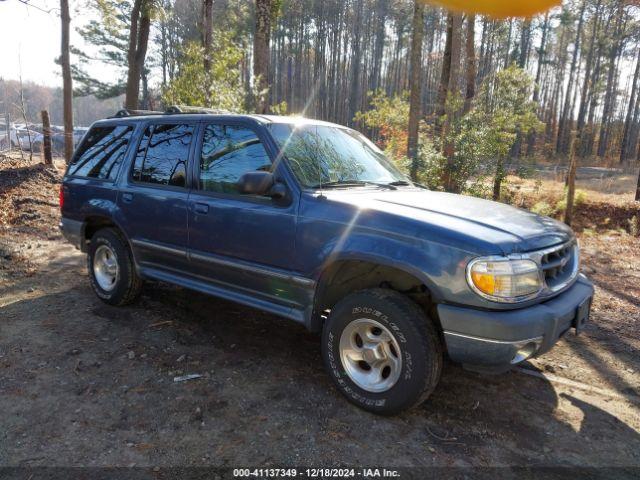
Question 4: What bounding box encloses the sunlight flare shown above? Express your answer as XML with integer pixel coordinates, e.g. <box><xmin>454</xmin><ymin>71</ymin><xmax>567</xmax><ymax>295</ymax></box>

<box><xmin>421</xmin><ymin>0</ymin><xmax>561</xmax><ymax>18</ymax></box>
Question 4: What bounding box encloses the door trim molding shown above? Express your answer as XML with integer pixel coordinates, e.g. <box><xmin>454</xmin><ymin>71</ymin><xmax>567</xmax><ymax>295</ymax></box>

<box><xmin>131</xmin><ymin>238</ymin><xmax>314</xmax><ymax>289</ymax></box>
<box><xmin>131</xmin><ymin>238</ymin><xmax>187</xmax><ymax>258</ymax></box>
<box><xmin>189</xmin><ymin>250</ymin><xmax>315</xmax><ymax>288</ymax></box>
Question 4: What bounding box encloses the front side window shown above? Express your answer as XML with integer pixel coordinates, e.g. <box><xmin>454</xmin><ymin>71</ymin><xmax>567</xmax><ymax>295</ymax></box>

<box><xmin>268</xmin><ymin>123</ymin><xmax>406</xmax><ymax>188</ymax></box>
<box><xmin>68</xmin><ymin>125</ymin><xmax>133</xmax><ymax>180</ymax></box>
<box><xmin>132</xmin><ymin>124</ymin><xmax>194</xmax><ymax>187</ymax></box>
<box><xmin>199</xmin><ymin>124</ymin><xmax>272</xmax><ymax>194</ymax></box>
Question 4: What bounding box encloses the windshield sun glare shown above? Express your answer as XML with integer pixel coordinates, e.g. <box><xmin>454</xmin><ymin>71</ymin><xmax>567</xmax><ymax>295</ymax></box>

<box><xmin>268</xmin><ymin>123</ymin><xmax>408</xmax><ymax>189</ymax></box>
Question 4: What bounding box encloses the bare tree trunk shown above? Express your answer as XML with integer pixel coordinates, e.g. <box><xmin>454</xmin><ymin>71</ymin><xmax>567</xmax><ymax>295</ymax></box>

<box><xmin>368</xmin><ymin>0</ymin><xmax>388</xmax><ymax>93</ymax></box>
<box><xmin>509</xmin><ymin>19</ymin><xmax>533</xmax><ymax>159</ymax></box>
<box><xmin>1</xmin><ymin>78</ymin><xmax>9</xmax><ymax>149</ymax></box>
<box><xmin>202</xmin><ymin>0</ymin><xmax>213</xmax><ymax>72</ymax></box>
<box><xmin>442</xmin><ymin>13</ymin><xmax>462</xmax><ymax>192</ymax></box>
<box><xmin>125</xmin><ymin>0</ymin><xmax>142</xmax><ymax>110</ymax></box>
<box><xmin>503</xmin><ymin>19</ymin><xmax>513</xmax><ymax>68</ymax></box>
<box><xmin>348</xmin><ymin>0</ymin><xmax>364</xmax><ymax>124</ymax></box>
<box><xmin>629</xmin><ymin>80</ymin><xmax>640</xmax><ymax>162</ymax></box>
<box><xmin>493</xmin><ymin>157</ymin><xmax>504</xmax><ymax>201</ymax></box>
<box><xmin>436</xmin><ymin>13</ymin><xmax>454</xmax><ymax>127</ymax></box>
<box><xmin>621</xmin><ymin>48</ymin><xmax>640</xmax><ymax>164</ymax></box>
<box><xmin>447</xmin><ymin>14</ymin><xmax>462</xmax><ymax>104</ymax></box>
<box><xmin>548</xmin><ymin>12</ymin><xmax>569</xmax><ymax>153</ymax></box>
<box><xmin>159</xmin><ymin>8</ymin><xmax>168</xmax><ymax>88</ymax></box>
<box><xmin>527</xmin><ymin>12</ymin><xmax>550</xmax><ymax>156</ymax></box>
<box><xmin>582</xmin><ymin>41</ymin><xmax>604</xmax><ymax>157</ymax></box>
<box><xmin>565</xmin><ymin>132</ymin><xmax>579</xmax><ymax>226</ymax></box>
<box><xmin>254</xmin><ymin>0</ymin><xmax>272</xmax><ymax>114</ymax></box>
<box><xmin>407</xmin><ymin>1</ymin><xmax>425</xmax><ymax>180</ymax></box>
<box><xmin>41</xmin><ymin>110</ymin><xmax>52</xmax><ymax>165</ymax></box>
<box><xmin>201</xmin><ymin>0</ymin><xmax>214</xmax><ymax>106</ymax></box>
<box><xmin>463</xmin><ymin>14</ymin><xmax>476</xmax><ymax>114</ymax></box>
<box><xmin>60</xmin><ymin>0</ymin><xmax>73</xmax><ymax>163</ymax></box>
<box><xmin>557</xmin><ymin>1</ymin><xmax>585</xmax><ymax>155</ymax></box>
<box><xmin>142</xmin><ymin>69</ymin><xmax>151</xmax><ymax>110</ymax></box>
<box><xmin>18</xmin><ymin>84</ymin><xmax>33</xmax><ymax>161</ymax></box>
<box><xmin>517</xmin><ymin>19</ymin><xmax>531</xmax><ymax>69</ymax></box>
<box><xmin>576</xmin><ymin>1</ymin><xmax>602</xmax><ymax>142</ymax></box>
<box><xmin>125</xmin><ymin>0</ymin><xmax>151</xmax><ymax>110</ymax></box>
<box><xmin>422</xmin><ymin>11</ymin><xmax>438</xmax><ymax>116</ymax></box>
<box><xmin>597</xmin><ymin>2</ymin><xmax>624</xmax><ymax>158</ymax></box>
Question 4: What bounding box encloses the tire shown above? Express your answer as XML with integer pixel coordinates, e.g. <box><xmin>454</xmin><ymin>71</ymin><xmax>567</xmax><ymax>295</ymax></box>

<box><xmin>87</xmin><ymin>227</ymin><xmax>142</xmax><ymax>306</ymax></box>
<box><xmin>322</xmin><ymin>288</ymin><xmax>442</xmax><ymax>415</ymax></box>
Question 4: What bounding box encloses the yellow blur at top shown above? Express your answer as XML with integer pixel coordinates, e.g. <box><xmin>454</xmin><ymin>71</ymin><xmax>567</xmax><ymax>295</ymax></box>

<box><xmin>423</xmin><ymin>0</ymin><xmax>561</xmax><ymax>18</ymax></box>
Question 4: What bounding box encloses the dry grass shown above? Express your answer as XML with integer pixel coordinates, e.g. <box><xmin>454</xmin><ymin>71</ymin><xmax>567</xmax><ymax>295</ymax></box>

<box><xmin>507</xmin><ymin>174</ymin><xmax>638</xmax><ymax>204</ymax></box>
<box><xmin>502</xmin><ymin>175</ymin><xmax>640</xmax><ymax>235</ymax></box>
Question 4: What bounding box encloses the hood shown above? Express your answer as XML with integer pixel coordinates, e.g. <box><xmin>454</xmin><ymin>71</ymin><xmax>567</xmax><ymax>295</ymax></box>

<box><xmin>317</xmin><ymin>188</ymin><xmax>573</xmax><ymax>254</ymax></box>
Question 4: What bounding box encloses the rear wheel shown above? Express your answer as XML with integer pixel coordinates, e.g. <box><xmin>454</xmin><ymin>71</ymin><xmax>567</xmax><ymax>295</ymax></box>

<box><xmin>321</xmin><ymin>288</ymin><xmax>442</xmax><ymax>415</ymax></box>
<box><xmin>87</xmin><ymin>228</ymin><xmax>142</xmax><ymax>306</ymax></box>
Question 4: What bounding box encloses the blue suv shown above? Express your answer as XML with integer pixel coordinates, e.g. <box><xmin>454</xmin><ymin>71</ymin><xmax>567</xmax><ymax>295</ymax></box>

<box><xmin>60</xmin><ymin>108</ymin><xmax>594</xmax><ymax>415</ymax></box>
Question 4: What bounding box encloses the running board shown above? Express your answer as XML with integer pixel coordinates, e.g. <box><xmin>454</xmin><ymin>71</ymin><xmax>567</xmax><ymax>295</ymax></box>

<box><xmin>138</xmin><ymin>266</ymin><xmax>308</xmax><ymax>325</ymax></box>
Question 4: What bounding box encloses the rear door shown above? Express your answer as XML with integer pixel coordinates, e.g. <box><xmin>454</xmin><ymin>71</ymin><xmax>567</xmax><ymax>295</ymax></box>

<box><xmin>117</xmin><ymin>121</ymin><xmax>197</xmax><ymax>273</ymax></box>
<box><xmin>186</xmin><ymin>121</ymin><xmax>308</xmax><ymax>310</ymax></box>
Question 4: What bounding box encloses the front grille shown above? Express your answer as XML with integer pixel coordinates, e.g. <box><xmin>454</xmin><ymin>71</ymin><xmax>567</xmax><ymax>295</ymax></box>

<box><xmin>538</xmin><ymin>240</ymin><xmax>579</xmax><ymax>292</ymax></box>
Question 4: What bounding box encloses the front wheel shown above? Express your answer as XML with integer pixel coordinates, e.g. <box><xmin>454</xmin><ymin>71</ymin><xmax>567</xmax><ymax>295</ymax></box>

<box><xmin>322</xmin><ymin>288</ymin><xmax>443</xmax><ymax>415</ymax></box>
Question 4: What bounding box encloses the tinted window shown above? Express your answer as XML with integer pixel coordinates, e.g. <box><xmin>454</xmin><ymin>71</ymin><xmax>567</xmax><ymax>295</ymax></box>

<box><xmin>199</xmin><ymin>125</ymin><xmax>271</xmax><ymax>194</ymax></box>
<box><xmin>132</xmin><ymin>124</ymin><xmax>194</xmax><ymax>187</ymax></box>
<box><xmin>68</xmin><ymin>125</ymin><xmax>133</xmax><ymax>180</ymax></box>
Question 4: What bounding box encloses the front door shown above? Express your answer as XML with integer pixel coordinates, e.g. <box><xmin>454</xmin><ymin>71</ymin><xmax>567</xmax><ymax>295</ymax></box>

<box><xmin>187</xmin><ymin>121</ymin><xmax>307</xmax><ymax>310</ymax></box>
<box><xmin>118</xmin><ymin>122</ymin><xmax>196</xmax><ymax>273</ymax></box>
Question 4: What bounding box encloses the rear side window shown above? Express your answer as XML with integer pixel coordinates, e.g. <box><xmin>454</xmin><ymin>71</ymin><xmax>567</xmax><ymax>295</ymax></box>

<box><xmin>68</xmin><ymin>125</ymin><xmax>133</xmax><ymax>180</ymax></box>
<box><xmin>199</xmin><ymin>124</ymin><xmax>272</xmax><ymax>194</ymax></box>
<box><xmin>132</xmin><ymin>124</ymin><xmax>194</xmax><ymax>188</ymax></box>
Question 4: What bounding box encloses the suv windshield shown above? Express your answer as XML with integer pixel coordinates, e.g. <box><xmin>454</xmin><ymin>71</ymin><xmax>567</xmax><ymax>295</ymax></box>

<box><xmin>268</xmin><ymin>123</ymin><xmax>408</xmax><ymax>189</ymax></box>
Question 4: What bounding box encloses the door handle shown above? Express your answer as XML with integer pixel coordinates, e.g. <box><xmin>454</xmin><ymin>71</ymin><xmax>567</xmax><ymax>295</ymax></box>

<box><xmin>194</xmin><ymin>203</ymin><xmax>209</xmax><ymax>214</ymax></box>
<box><xmin>122</xmin><ymin>192</ymin><xmax>134</xmax><ymax>203</ymax></box>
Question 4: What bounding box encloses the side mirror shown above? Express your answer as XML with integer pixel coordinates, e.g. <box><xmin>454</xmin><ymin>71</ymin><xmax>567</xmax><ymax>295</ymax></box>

<box><xmin>238</xmin><ymin>171</ymin><xmax>274</xmax><ymax>195</ymax></box>
<box><xmin>237</xmin><ymin>171</ymin><xmax>288</xmax><ymax>200</ymax></box>
<box><xmin>269</xmin><ymin>182</ymin><xmax>287</xmax><ymax>200</ymax></box>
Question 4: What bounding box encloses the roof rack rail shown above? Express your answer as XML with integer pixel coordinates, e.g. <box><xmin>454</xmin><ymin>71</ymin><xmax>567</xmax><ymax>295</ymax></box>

<box><xmin>110</xmin><ymin>106</ymin><xmax>233</xmax><ymax>119</ymax></box>
<box><xmin>111</xmin><ymin>109</ymin><xmax>164</xmax><ymax>118</ymax></box>
<box><xmin>165</xmin><ymin>105</ymin><xmax>232</xmax><ymax>115</ymax></box>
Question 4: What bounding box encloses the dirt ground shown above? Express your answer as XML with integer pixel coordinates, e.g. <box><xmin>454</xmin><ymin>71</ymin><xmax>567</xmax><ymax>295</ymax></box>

<box><xmin>1</xmin><ymin>155</ymin><xmax>639</xmax><ymax>473</ymax></box>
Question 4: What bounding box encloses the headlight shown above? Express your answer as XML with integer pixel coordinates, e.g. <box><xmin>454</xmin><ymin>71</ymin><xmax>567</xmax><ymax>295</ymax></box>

<box><xmin>467</xmin><ymin>257</ymin><xmax>542</xmax><ymax>302</ymax></box>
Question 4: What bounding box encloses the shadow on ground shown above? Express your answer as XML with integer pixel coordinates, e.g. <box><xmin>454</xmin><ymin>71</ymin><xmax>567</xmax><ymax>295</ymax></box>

<box><xmin>1</xmin><ymin>253</ymin><xmax>639</xmax><ymax>469</ymax></box>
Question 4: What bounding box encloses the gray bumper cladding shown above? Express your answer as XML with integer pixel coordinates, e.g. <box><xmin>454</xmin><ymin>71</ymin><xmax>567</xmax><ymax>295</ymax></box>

<box><xmin>59</xmin><ymin>218</ymin><xmax>84</xmax><ymax>251</ymax></box>
<box><xmin>437</xmin><ymin>276</ymin><xmax>594</xmax><ymax>372</ymax></box>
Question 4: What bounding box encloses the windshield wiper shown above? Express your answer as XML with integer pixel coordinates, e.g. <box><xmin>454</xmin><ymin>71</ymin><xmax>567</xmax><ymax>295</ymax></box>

<box><xmin>309</xmin><ymin>180</ymin><xmax>397</xmax><ymax>190</ymax></box>
<box><xmin>308</xmin><ymin>181</ymin><xmax>366</xmax><ymax>189</ymax></box>
<box><xmin>387</xmin><ymin>181</ymin><xmax>412</xmax><ymax>187</ymax></box>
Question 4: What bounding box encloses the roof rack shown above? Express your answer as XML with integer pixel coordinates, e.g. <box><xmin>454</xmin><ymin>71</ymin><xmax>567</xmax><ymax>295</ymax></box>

<box><xmin>111</xmin><ymin>109</ymin><xmax>164</xmax><ymax>118</ymax></box>
<box><xmin>110</xmin><ymin>105</ymin><xmax>233</xmax><ymax>118</ymax></box>
<box><xmin>165</xmin><ymin>105</ymin><xmax>232</xmax><ymax>115</ymax></box>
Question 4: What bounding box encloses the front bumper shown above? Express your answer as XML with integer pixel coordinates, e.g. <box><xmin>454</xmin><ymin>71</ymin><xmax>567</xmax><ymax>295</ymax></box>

<box><xmin>438</xmin><ymin>275</ymin><xmax>594</xmax><ymax>373</ymax></box>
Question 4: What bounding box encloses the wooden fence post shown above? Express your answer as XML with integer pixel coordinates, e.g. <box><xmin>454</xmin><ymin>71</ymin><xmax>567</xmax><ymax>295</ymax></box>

<box><xmin>41</xmin><ymin>110</ymin><xmax>52</xmax><ymax>165</ymax></box>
